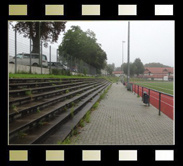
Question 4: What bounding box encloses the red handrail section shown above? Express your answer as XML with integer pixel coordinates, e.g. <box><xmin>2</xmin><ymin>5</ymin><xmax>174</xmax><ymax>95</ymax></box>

<box><xmin>132</xmin><ymin>84</ymin><xmax>174</xmax><ymax>120</ymax></box>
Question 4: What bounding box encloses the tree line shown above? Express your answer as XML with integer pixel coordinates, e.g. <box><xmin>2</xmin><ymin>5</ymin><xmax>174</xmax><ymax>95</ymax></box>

<box><xmin>107</xmin><ymin>59</ymin><xmax>171</xmax><ymax>76</ymax></box>
<box><xmin>106</xmin><ymin>58</ymin><xmax>144</xmax><ymax>76</ymax></box>
<box><xmin>10</xmin><ymin>22</ymin><xmax>107</xmax><ymax>73</ymax></box>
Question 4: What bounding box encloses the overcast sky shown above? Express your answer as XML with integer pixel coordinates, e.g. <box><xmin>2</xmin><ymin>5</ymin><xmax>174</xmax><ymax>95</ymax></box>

<box><xmin>53</xmin><ymin>21</ymin><xmax>174</xmax><ymax>68</ymax></box>
<box><xmin>9</xmin><ymin>21</ymin><xmax>174</xmax><ymax>68</ymax></box>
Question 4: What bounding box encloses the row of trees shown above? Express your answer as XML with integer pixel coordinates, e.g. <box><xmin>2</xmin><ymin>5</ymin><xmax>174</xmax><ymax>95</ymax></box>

<box><xmin>107</xmin><ymin>59</ymin><xmax>171</xmax><ymax>76</ymax></box>
<box><xmin>12</xmin><ymin>22</ymin><xmax>161</xmax><ymax>76</ymax></box>
<box><xmin>144</xmin><ymin>62</ymin><xmax>171</xmax><ymax>67</ymax></box>
<box><xmin>10</xmin><ymin>22</ymin><xmax>107</xmax><ymax>73</ymax></box>
<box><xmin>106</xmin><ymin>58</ymin><xmax>145</xmax><ymax>76</ymax></box>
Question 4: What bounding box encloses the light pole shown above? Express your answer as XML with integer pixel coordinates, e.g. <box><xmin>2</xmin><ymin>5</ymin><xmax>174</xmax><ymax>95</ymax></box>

<box><xmin>122</xmin><ymin>41</ymin><xmax>125</xmax><ymax>82</ymax></box>
<box><xmin>127</xmin><ymin>21</ymin><xmax>130</xmax><ymax>88</ymax></box>
<box><xmin>64</xmin><ymin>38</ymin><xmax>70</xmax><ymax>70</ymax></box>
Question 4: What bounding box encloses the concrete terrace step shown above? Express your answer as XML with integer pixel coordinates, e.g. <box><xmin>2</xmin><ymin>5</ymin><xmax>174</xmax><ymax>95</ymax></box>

<box><xmin>9</xmin><ymin>79</ymin><xmax>82</xmax><ymax>90</ymax></box>
<box><xmin>9</xmin><ymin>78</ymin><xmax>102</xmax><ymax>90</ymax></box>
<box><xmin>9</xmin><ymin>80</ymin><xmax>110</xmax><ymax>143</ymax></box>
<box><xmin>9</xmin><ymin>78</ymin><xmax>94</xmax><ymax>83</ymax></box>
<box><xmin>9</xmin><ymin>81</ymin><xmax>85</xmax><ymax>95</ymax></box>
<box><xmin>41</xmin><ymin>83</ymin><xmax>111</xmax><ymax>144</ymax></box>
<box><xmin>9</xmin><ymin>81</ymin><xmax>96</xmax><ymax>105</ymax></box>
<box><xmin>9</xmin><ymin>82</ymin><xmax>102</xmax><ymax>122</ymax></box>
<box><xmin>9</xmin><ymin>82</ymin><xmax>105</xmax><ymax>135</ymax></box>
<box><xmin>10</xmin><ymin>81</ymin><xmax>111</xmax><ymax>145</ymax></box>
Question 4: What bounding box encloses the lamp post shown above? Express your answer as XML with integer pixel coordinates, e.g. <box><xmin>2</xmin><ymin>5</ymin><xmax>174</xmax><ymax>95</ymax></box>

<box><xmin>122</xmin><ymin>41</ymin><xmax>125</xmax><ymax>82</ymax></box>
<box><xmin>127</xmin><ymin>21</ymin><xmax>130</xmax><ymax>87</ymax></box>
<box><xmin>64</xmin><ymin>38</ymin><xmax>70</xmax><ymax>70</ymax></box>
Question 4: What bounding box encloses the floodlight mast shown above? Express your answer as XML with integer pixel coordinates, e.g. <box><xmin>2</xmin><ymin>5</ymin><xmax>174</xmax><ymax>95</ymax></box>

<box><xmin>127</xmin><ymin>21</ymin><xmax>130</xmax><ymax>85</ymax></box>
<box><xmin>122</xmin><ymin>41</ymin><xmax>125</xmax><ymax>82</ymax></box>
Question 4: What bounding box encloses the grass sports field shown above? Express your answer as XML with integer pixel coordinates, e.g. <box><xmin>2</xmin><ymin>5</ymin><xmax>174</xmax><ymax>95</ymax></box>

<box><xmin>133</xmin><ymin>81</ymin><xmax>173</xmax><ymax>95</ymax></box>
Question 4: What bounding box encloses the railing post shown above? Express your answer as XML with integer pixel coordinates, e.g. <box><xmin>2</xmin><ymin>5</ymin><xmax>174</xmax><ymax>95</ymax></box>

<box><xmin>159</xmin><ymin>92</ymin><xmax>161</xmax><ymax>115</ymax></box>
<box><xmin>136</xmin><ymin>84</ymin><xmax>137</xmax><ymax>94</ymax></box>
<box><xmin>142</xmin><ymin>86</ymin><xmax>143</xmax><ymax>101</ymax></box>
<box><xmin>148</xmin><ymin>88</ymin><xmax>150</xmax><ymax>106</ymax></box>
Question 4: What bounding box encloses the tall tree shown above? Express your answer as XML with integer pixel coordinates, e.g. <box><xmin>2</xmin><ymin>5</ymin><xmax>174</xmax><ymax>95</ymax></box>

<box><xmin>59</xmin><ymin>26</ymin><xmax>107</xmax><ymax>71</ymax></box>
<box><xmin>10</xmin><ymin>21</ymin><xmax>66</xmax><ymax>53</ymax></box>
<box><xmin>106</xmin><ymin>64</ymin><xmax>114</xmax><ymax>75</ymax></box>
<box><xmin>122</xmin><ymin>62</ymin><xmax>134</xmax><ymax>76</ymax></box>
<box><xmin>133</xmin><ymin>58</ymin><xmax>144</xmax><ymax>76</ymax></box>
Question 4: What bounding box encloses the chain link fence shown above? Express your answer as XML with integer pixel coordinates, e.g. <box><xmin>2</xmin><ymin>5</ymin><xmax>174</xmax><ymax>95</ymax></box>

<box><xmin>8</xmin><ymin>22</ymin><xmax>97</xmax><ymax>76</ymax></box>
<box><xmin>58</xmin><ymin>52</ymin><xmax>96</xmax><ymax>76</ymax></box>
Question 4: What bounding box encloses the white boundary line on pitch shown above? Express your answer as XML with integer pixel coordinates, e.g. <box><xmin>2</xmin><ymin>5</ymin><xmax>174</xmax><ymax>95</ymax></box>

<box><xmin>135</xmin><ymin>82</ymin><xmax>173</xmax><ymax>92</ymax></box>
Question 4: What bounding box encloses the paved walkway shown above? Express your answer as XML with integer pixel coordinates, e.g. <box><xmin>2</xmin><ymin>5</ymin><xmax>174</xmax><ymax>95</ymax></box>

<box><xmin>70</xmin><ymin>83</ymin><xmax>173</xmax><ymax>145</ymax></box>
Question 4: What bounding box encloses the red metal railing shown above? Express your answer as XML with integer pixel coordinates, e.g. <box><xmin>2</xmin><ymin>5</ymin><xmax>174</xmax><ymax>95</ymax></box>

<box><xmin>132</xmin><ymin>84</ymin><xmax>174</xmax><ymax>120</ymax></box>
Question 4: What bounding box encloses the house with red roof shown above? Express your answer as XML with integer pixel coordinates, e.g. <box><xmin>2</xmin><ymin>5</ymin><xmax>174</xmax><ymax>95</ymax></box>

<box><xmin>112</xmin><ymin>71</ymin><xmax>123</xmax><ymax>77</ymax></box>
<box><xmin>138</xmin><ymin>67</ymin><xmax>174</xmax><ymax>81</ymax></box>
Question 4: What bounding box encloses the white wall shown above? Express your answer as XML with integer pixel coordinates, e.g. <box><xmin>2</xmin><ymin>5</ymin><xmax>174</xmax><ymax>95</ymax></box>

<box><xmin>163</xmin><ymin>76</ymin><xmax>168</xmax><ymax>81</ymax></box>
<box><xmin>9</xmin><ymin>64</ymin><xmax>49</xmax><ymax>74</ymax></box>
<box><xmin>154</xmin><ymin>78</ymin><xmax>163</xmax><ymax>81</ymax></box>
<box><xmin>115</xmin><ymin>74</ymin><xmax>122</xmax><ymax>77</ymax></box>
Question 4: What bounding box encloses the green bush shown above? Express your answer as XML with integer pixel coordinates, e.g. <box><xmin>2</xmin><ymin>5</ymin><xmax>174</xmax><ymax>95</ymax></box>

<box><xmin>51</xmin><ymin>69</ymin><xmax>61</xmax><ymax>75</ymax></box>
<box><xmin>66</xmin><ymin>70</ymin><xmax>72</xmax><ymax>76</ymax></box>
<box><xmin>51</xmin><ymin>69</ymin><xmax>72</xmax><ymax>76</ymax></box>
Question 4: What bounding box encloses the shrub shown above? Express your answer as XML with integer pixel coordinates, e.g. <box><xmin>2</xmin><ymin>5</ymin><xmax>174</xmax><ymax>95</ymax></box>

<box><xmin>79</xmin><ymin>119</ymin><xmax>85</xmax><ymax>127</ymax></box>
<box><xmin>92</xmin><ymin>102</ymin><xmax>99</xmax><ymax>109</ymax></box>
<box><xmin>85</xmin><ymin>111</ymin><xmax>91</xmax><ymax>123</ymax></box>
<box><xmin>51</xmin><ymin>69</ymin><xmax>61</xmax><ymax>75</ymax></box>
<box><xmin>51</xmin><ymin>69</ymin><xmax>72</xmax><ymax>76</ymax></box>
<box><xmin>70</xmin><ymin>107</ymin><xmax>74</xmax><ymax>117</ymax></box>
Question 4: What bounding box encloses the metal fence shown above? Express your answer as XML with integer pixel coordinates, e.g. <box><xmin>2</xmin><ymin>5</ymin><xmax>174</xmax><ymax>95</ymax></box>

<box><xmin>58</xmin><ymin>53</ymin><xmax>96</xmax><ymax>76</ymax></box>
<box><xmin>131</xmin><ymin>83</ymin><xmax>174</xmax><ymax>120</ymax></box>
<box><xmin>8</xmin><ymin>23</ymin><xmax>96</xmax><ymax>76</ymax></box>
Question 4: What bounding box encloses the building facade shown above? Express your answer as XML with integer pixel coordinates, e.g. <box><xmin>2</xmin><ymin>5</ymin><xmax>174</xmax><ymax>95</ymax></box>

<box><xmin>112</xmin><ymin>71</ymin><xmax>123</xmax><ymax>77</ymax></box>
<box><xmin>138</xmin><ymin>67</ymin><xmax>174</xmax><ymax>81</ymax></box>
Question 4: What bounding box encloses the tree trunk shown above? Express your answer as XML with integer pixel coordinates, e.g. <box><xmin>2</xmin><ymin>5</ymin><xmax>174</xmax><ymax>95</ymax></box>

<box><xmin>31</xmin><ymin>22</ymin><xmax>41</xmax><ymax>65</ymax></box>
<box><xmin>31</xmin><ymin>36</ymin><xmax>40</xmax><ymax>53</ymax></box>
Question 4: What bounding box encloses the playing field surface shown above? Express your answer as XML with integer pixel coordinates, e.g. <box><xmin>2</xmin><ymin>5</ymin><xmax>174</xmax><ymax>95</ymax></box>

<box><xmin>134</xmin><ymin>82</ymin><xmax>173</xmax><ymax>95</ymax></box>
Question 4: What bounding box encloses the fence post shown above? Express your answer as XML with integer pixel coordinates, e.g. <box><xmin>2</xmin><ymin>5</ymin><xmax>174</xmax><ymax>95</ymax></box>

<box><xmin>41</xmin><ymin>41</ymin><xmax>42</xmax><ymax>74</ymax></box>
<box><xmin>15</xmin><ymin>29</ymin><xmax>17</xmax><ymax>73</ymax></box>
<box><xmin>49</xmin><ymin>45</ymin><xmax>51</xmax><ymax>74</ymax></box>
<box><xmin>30</xmin><ymin>38</ymin><xmax>32</xmax><ymax>74</ymax></box>
<box><xmin>71</xmin><ymin>55</ymin><xmax>72</xmax><ymax>72</ymax></box>
<box><xmin>159</xmin><ymin>92</ymin><xmax>161</xmax><ymax>115</ymax></box>
<box><xmin>148</xmin><ymin>89</ymin><xmax>150</xmax><ymax>106</ymax></box>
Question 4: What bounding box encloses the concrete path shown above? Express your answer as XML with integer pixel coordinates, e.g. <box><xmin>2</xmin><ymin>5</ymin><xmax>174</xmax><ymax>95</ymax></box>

<box><xmin>70</xmin><ymin>83</ymin><xmax>174</xmax><ymax>145</ymax></box>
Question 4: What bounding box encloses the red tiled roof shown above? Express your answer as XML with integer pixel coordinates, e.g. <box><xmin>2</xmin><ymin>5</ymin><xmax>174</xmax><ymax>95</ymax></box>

<box><xmin>113</xmin><ymin>71</ymin><xmax>123</xmax><ymax>74</ymax></box>
<box><xmin>138</xmin><ymin>74</ymin><xmax>172</xmax><ymax>79</ymax></box>
<box><xmin>144</xmin><ymin>67</ymin><xmax>173</xmax><ymax>74</ymax></box>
